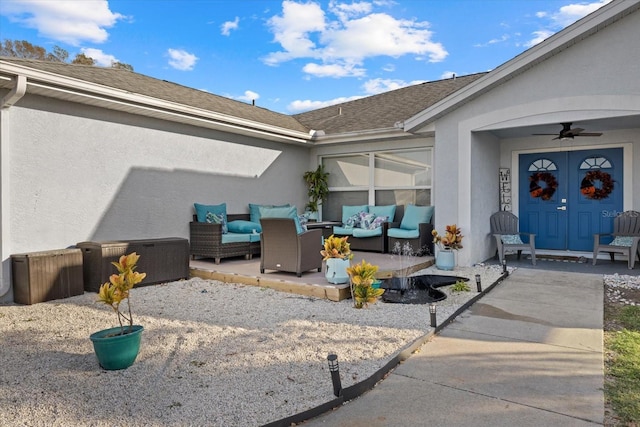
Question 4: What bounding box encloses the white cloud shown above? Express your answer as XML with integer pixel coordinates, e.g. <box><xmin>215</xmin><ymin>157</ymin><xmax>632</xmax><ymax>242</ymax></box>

<box><xmin>302</xmin><ymin>62</ymin><xmax>366</xmax><ymax>78</ymax></box>
<box><xmin>80</xmin><ymin>48</ymin><xmax>117</xmax><ymax>67</ymax></box>
<box><xmin>167</xmin><ymin>49</ymin><xmax>198</xmax><ymax>71</ymax></box>
<box><xmin>524</xmin><ymin>30</ymin><xmax>554</xmax><ymax>48</ymax></box>
<box><xmin>264</xmin><ymin>1</ymin><xmax>447</xmax><ymax>78</ymax></box>
<box><xmin>474</xmin><ymin>34</ymin><xmax>509</xmax><ymax>48</ymax></box>
<box><xmin>287</xmin><ymin>95</ymin><xmax>364</xmax><ymax>113</ymax></box>
<box><xmin>362</xmin><ymin>78</ymin><xmax>424</xmax><ymax>95</ymax></box>
<box><xmin>526</xmin><ymin>0</ymin><xmax>612</xmax><ymax>47</ymax></box>
<box><xmin>234</xmin><ymin>90</ymin><xmax>260</xmax><ymax>103</ymax></box>
<box><xmin>221</xmin><ymin>17</ymin><xmax>240</xmax><ymax>36</ymax></box>
<box><xmin>0</xmin><ymin>0</ymin><xmax>126</xmax><ymax>46</ymax></box>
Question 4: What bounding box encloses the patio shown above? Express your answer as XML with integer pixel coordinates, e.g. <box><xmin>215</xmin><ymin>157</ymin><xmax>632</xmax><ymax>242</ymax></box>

<box><xmin>189</xmin><ymin>251</ymin><xmax>435</xmax><ymax>302</ymax></box>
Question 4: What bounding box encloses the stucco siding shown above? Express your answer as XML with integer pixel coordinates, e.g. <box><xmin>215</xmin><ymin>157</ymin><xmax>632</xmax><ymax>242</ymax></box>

<box><xmin>1</xmin><ymin>95</ymin><xmax>309</xmax><ymax>298</ymax></box>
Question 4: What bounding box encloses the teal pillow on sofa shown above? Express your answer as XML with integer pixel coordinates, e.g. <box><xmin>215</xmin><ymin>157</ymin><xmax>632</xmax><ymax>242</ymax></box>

<box><xmin>249</xmin><ymin>203</ymin><xmax>290</xmax><ymax>224</ymax></box>
<box><xmin>259</xmin><ymin>205</ymin><xmax>304</xmax><ymax>234</ymax></box>
<box><xmin>227</xmin><ymin>220</ymin><xmax>262</xmax><ymax>234</ymax></box>
<box><xmin>369</xmin><ymin>205</ymin><xmax>396</xmax><ymax>222</ymax></box>
<box><xmin>399</xmin><ymin>204</ymin><xmax>434</xmax><ymax>230</ymax></box>
<box><xmin>194</xmin><ymin>202</ymin><xmax>226</xmax><ymax>223</ymax></box>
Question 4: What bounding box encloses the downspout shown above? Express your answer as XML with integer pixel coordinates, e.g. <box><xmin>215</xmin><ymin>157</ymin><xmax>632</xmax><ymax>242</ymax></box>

<box><xmin>0</xmin><ymin>74</ymin><xmax>27</xmax><ymax>297</ymax></box>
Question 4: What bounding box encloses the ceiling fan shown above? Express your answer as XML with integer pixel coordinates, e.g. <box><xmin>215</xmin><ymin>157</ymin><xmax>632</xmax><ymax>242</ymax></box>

<box><xmin>533</xmin><ymin>122</ymin><xmax>603</xmax><ymax>140</ymax></box>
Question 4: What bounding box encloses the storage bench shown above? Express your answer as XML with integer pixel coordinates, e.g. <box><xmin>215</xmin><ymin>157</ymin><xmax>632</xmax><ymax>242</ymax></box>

<box><xmin>77</xmin><ymin>238</ymin><xmax>189</xmax><ymax>292</ymax></box>
<box><xmin>11</xmin><ymin>248</ymin><xmax>84</xmax><ymax>304</ymax></box>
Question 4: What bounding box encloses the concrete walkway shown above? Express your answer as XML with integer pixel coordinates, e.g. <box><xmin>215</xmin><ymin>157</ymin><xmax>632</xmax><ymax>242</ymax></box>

<box><xmin>304</xmin><ymin>268</ymin><xmax>604</xmax><ymax>426</ymax></box>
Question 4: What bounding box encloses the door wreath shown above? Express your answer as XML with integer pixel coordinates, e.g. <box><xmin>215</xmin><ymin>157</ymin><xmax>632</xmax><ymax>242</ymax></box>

<box><xmin>529</xmin><ymin>172</ymin><xmax>558</xmax><ymax>201</ymax></box>
<box><xmin>580</xmin><ymin>170</ymin><xmax>614</xmax><ymax>200</ymax></box>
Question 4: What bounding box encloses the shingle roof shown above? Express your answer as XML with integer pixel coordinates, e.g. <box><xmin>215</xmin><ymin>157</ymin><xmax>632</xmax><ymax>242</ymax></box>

<box><xmin>293</xmin><ymin>73</ymin><xmax>486</xmax><ymax>135</ymax></box>
<box><xmin>0</xmin><ymin>57</ymin><xmax>310</xmax><ymax>134</ymax></box>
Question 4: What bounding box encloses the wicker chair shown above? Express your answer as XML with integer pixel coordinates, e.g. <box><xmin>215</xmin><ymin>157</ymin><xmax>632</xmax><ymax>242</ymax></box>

<box><xmin>490</xmin><ymin>211</ymin><xmax>536</xmax><ymax>265</ymax></box>
<box><xmin>189</xmin><ymin>214</ymin><xmax>255</xmax><ymax>264</ymax></box>
<box><xmin>593</xmin><ymin>210</ymin><xmax>640</xmax><ymax>269</ymax></box>
<box><xmin>259</xmin><ymin>218</ymin><xmax>322</xmax><ymax>277</ymax></box>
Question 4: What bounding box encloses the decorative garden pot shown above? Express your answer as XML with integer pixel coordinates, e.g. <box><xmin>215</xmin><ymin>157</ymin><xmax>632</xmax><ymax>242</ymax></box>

<box><xmin>90</xmin><ymin>325</ymin><xmax>143</xmax><ymax>370</ymax></box>
<box><xmin>325</xmin><ymin>258</ymin><xmax>350</xmax><ymax>284</ymax></box>
<box><xmin>436</xmin><ymin>249</ymin><xmax>455</xmax><ymax>271</ymax></box>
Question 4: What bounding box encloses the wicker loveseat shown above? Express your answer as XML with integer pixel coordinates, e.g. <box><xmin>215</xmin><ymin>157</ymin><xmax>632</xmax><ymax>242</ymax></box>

<box><xmin>331</xmin><ymin>205</ymin><xmax>404</xmax><ymax>253</ymax></box>
<box><xmin>189</xmin><ymin>203</ymin><xmax>261</xmax><ymax>264</ymax></box>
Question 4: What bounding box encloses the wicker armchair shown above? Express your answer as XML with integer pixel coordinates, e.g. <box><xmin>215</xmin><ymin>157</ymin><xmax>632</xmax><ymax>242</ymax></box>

<box><xmin>593</xmin><ymin>210</ymin><xmax>640</xmax><ymax>269</ymax></box>
<box><xmin>259</xmin><ymin>218</ymin><xmax>323</xmax><ymax>277</ymax></box>
<box><xmin>189</xmin><ymin>214</ymin><xmax>255</xmax><ymax>264</ymax></box>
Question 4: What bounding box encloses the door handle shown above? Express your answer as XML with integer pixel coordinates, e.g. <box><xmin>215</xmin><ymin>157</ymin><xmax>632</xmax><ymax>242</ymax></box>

<box><xmin>556</xmin><ymin>206</ymin><xmax>567</xmax><ymax>210</ymax></box>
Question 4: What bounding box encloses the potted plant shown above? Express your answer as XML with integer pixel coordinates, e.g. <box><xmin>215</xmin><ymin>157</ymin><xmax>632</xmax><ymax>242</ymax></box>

<box><xmin>347</xmin><ymin>259</ymin><xmax>384</xmax><ymax>308</ymax></box>
<box><xmin>432</xmin><ymin>224</ymin><xmax>464</xmax><ymax>271</ymax></box>
<box><xmin>321</xmin><ymin>234</ymin><xmax>353</xmax><ymax>284</ymax></box>
<box><xmin>303</xmin><ymin>164</ymin><xmax>330</xmax><ymax>221</ymax></box>
<box><xmin>90</xmin><ymin>252</ymin><xmax>146</xmax><ymax>370</ymax></box>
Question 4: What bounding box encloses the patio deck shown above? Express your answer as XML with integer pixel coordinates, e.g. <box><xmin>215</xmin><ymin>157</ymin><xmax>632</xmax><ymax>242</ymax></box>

<box><xmin>189</xmin><ymin>251</ymin><xmax>435</xmax><ymax>301</ymax></box>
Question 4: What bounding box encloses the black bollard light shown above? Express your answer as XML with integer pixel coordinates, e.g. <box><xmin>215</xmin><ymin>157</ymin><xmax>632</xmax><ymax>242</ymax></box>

<box><xmin>475</xmin><ymin>274</ymin><xmax>482</xmax><ymax>292</ymax></box>
<box><xmin>502</xmin><ymin>259</ymin><xmax>507</xmax><ymax>274</ymax></box>
<box><xmin>327</xmin><ymin>354</ymin><xmax>342</xmax><ymax>397</ymax></box>
<box><xmin>429</xmin><ymin>303</ymin><xmax>437</xmax><ymax>328</ymax></box>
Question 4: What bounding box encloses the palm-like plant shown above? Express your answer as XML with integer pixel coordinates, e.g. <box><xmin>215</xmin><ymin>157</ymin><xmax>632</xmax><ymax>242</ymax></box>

<box><xmin>97</xmin><ymin>252</ymin><xmax>146</xmax><ymax>335</ymax></box>
<box><xmin>347</xmin><ymin>259</ymin><xmax>384</xmax><ymax>308</ymax></box>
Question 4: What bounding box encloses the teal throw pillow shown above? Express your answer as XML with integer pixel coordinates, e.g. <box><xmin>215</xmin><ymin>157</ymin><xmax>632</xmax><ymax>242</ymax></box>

<box><xmin>501</xmin><ymin>234</ymin><xmax>523</xmax><ymax>245</ymax></box>
<box><xmin>259</xmin><ymin>205</ymin><xmax>304</xmax><ymax>234</ymax></box>
<box><xmin>249</xmin><ymin>203</ymin><xmax>290</xmax><ymax>223</ymax></box>
<box><xmin>610</xmin><ymin>236</ymin><xmax>634</xmax><ymax>247</ymax></box>
<box><xmin>369</xmin><ymin>205</ymin><xmax>396</xmax><ymax>221</ymax></box>
<box><xmin>206</xmin><ymin>211</ymin><xmax>228</xmax><ymax>234</ymax></box>
<box><xmin>194</xmin><ymin>202</ymin><xmax>227</xmax><ymax>223</ymax></box>
<box><xmin>227</xmin><ymin>220</ymin><xmax>261</xmax><ymax>234</ymax></box>
<box><xmin>400</xmin><ymin>204</ymin><xmax>434</xmax><ymax>230</ymax></box>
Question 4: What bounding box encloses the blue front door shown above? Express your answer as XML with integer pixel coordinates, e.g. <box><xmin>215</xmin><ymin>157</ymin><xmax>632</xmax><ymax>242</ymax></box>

<box><xmin>519</xmin><ymin>148</ymin><xmax>623</xmax><ymax>251</ymax></box>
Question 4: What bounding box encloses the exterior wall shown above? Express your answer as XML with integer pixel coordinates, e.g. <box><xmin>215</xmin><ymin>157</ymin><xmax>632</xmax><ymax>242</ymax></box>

<box><xmin>430</xmin><ymin>6</ymin><xmax>640</xmax><ymax>266</ymax></box>
<box><xmin>0</xmin><ymin>95</ymin><xmax>310</xmax><ymax>301</ymax></box>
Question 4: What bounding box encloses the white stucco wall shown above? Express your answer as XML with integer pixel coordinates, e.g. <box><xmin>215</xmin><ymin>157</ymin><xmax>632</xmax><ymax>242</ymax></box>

<box><xmin>0</xmin><ymin>95</ymin><xmax>310</xmax><ymax>301</ymax></box>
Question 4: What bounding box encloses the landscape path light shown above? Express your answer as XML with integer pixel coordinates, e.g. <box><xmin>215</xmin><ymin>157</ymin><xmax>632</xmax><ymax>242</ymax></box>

<box><xmin>475</xmin><ymin>274</ymin><xmax>482</xmax><ymax>292</ymax></box>
<box><xmin>429</xmin><ymin>303</ymin><xmax>437</xmax><ymax>328</ymax></box>
<box><xmin>327</xmin><ymin>353</ymin><xmax>342</xmax><ymax>397</ymax></box>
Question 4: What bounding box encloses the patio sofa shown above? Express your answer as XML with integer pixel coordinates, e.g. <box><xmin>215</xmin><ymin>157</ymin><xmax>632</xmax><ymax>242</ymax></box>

<box><xmin>331</xmin><ymin>204</ymin><xmax>404</xmax><ymax>253</ymax></box>
<box><xmin>387</xmin><ymin>204</ymin><xmax>435</xmax><ymax>256</ymax></box>
<box><xmin>189</xmin><ymin>203</ymin><xmax>262</xmax><ymax>264</ymax></box>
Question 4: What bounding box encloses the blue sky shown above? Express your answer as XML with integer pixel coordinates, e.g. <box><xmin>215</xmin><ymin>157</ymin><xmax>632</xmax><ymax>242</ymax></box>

<box><xmin>0</xmin><ymin>0</ymin><xmax>611</xmax><ymax>114</ymax></box>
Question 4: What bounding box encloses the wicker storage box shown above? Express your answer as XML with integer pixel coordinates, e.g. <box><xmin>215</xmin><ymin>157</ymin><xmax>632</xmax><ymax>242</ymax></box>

<box><xmin>11</xmin><ymin>248</ymin><xmax>84</xmax><ymax>304</ymax></box>
<box><xmin>77</xmin><ymin>238</ymin><xmax>189</xmax><ymax>292</ymax></box>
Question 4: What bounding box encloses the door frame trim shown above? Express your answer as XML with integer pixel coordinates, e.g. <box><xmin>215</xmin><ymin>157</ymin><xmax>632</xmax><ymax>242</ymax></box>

<box><xmin>510</xmin><ymin>143</ymin><xmax>632</xmax><ymax>216</ymax></box>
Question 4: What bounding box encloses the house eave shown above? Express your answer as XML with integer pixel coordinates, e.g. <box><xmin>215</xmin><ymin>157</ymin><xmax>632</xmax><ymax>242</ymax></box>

<box><xmin>403</xmin><ymin>0</ymin><xmax>640</xmax><ymax>133</ymax></box>
<box><xmin>0</xmin><ymin>61</ymin><xmax>313</xmax><ymax>145</ymax></box>
<box><xmin>310</xmin><ymin>127</ymin><xmax>414</xmax><ymax>145</ymax></box>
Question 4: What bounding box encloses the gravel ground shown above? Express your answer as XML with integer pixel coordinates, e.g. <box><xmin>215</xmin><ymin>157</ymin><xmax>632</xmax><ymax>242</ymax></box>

<box><xmin>0</xmin><ymin>265</ymin><xmax>506</xmax><ymax>427</ymax></box>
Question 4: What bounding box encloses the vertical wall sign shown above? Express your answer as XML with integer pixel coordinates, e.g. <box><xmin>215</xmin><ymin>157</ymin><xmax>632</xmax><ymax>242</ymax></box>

<box><xmin>499</xmin><ymin>168</ymin><xmax>512</xmax><ymax>211</ymax></box>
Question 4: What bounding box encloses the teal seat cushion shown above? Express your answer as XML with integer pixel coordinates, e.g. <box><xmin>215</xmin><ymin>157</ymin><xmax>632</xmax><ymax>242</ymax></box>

<box><xmin>341</xmin><ymin>205</ymin><xmax>368</xmax><ymax>224</ymax></box>
<box><xmin>249</xmin><ymin>233</ymin><xmax>261</xmax><ymax>243</ymax></box>
<box><xmin>388</xmin><ymin>228</ymin><xmax>420</xmax><ymax>239</ymax></box>
<box><xmin>501</xmin><ymin>234</ymin><xmax>524</xmax><ymax>245</ymax></box>
<box><xmin>352</xmin><ymin>228</ymin><xmax>383</xmax><ymax>238</ymax></box>
<box><xmin>221</xmin><ymin>233</ymin><xmax>252</xmax><ymax>244</ymax></box>
<box><xmin>610</xmin><ymin>236</ymin><xmax>634</xmax><ymax>247</ymax></box>
<box><xmin>228</xmin><ymin>220</ymin><xmax>262</xmax><ymax>234</ymax></box>
<box><xmin>333</xmin><ymin>226</ymin><xmax>354</xmax><ymax>236</ymax></box>
<box><xmin>260</xmin><ymin>205</ymin><xmax>304</xmax><ymax>234</ymax></box>
<box><xmin>194</xmin><ymin>202</ymin><xmax>226</xmax><ymax>223</ymax></box>
<box><xmin>249</xmin><ymin>203</ymin><xmax>290</xmax><ymax>224</ymax></box>
<box><xmin>369</xmin><ymin>205</ymin><xmax>396</xmax><ymax>221</ymax></box>
<box><xmin>400</xmin><ymin>204</ymin><xmax>434</xmax><ymax>230</ymax></box>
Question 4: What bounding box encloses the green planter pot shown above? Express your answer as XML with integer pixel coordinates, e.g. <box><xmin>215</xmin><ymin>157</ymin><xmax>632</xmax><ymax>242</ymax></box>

<box><xmin>90</xmin><ymin>325</ymin><xmax>143</xmax><ymax>370</ymax></box>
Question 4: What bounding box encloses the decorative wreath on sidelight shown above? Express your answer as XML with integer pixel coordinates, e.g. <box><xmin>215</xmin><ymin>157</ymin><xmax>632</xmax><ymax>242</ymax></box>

<box><xmin>529</xmin><ymin>172</ymin><xmax>558</xmax><ymax>201</ymax></box>
<box><xmin>580</xmin><ymin>170</ymin><xmax>614</xmax><ymax>200</ymax></box>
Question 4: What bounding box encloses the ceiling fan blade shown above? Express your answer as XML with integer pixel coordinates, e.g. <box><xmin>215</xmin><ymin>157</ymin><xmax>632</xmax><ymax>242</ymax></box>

<box><xmin>576</xmin><ymin>132</ymin><xmax>603</xmax><ymax>137</ymax></box>
<box><xmin>569</xmin><ymin>127</ymin><xmax>585</xmax><ymax>134</ymax></box>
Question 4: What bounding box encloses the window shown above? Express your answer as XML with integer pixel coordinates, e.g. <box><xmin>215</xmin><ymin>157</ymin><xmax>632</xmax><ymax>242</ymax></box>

<box><xmin>322</xmin><ymin>148</ymin><xmax>432</xmax><ymax>221</ymax></box>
